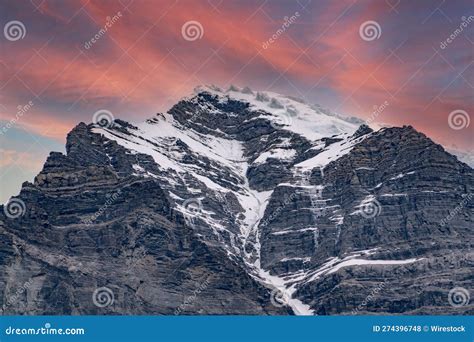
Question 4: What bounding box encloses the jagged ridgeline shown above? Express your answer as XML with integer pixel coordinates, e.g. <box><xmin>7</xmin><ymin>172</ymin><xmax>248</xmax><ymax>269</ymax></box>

<box><xmin>1</xmin><ymin>86</ymin><xmax>472</xmax><ymax>315</ymax></box>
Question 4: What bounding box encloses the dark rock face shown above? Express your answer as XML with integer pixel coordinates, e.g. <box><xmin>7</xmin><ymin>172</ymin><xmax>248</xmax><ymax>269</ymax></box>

<box><xmin>282</xmin><ymin>126</ymin><xmax>473</xmax><ymax>315</ymax></box>
<box><xmin>0</xmin><ymin>88</ymin><xmax>472</xmax><ymax>315</ymax></box>
<box><xmin>0</xmin><ymin>122</ymin><xmax>289</xmax><ymax>315</ymax></box>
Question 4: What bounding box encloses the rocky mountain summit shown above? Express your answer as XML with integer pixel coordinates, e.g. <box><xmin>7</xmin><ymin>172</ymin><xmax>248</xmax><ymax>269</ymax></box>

<box><xmin>1</xmin><ymin>85</ymin><xmax>473</xmax><ymax>315</ymax></box>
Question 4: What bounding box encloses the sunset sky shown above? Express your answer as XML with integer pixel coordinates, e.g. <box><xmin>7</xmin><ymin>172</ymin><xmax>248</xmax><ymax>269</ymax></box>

<box><xmin>1</xmin><ymin>0</ymin><xmax>473</xmax><ymax>202</ymax></box>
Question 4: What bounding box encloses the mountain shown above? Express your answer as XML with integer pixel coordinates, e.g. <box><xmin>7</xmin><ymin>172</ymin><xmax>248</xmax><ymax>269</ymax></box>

<box><xmin>1</xmin><ymin>85</ymin><xmax>472</xmax><ymax>315</ymax></box>
<box><xmin>447</xmin><ymin>148</ymin><xmax>474</xmax><ymax>168</ymax></box>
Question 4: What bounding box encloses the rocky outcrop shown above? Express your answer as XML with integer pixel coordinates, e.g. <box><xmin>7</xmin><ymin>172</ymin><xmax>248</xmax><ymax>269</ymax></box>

<box><xmin>0</xmin><ymin>122</ymin><xmax>289</xmax><ymax>315</ymax></box>
<box><xmin>0</xmin><ymin>87</ymin><xmax>472</xmax><ymax>315</ymax></box>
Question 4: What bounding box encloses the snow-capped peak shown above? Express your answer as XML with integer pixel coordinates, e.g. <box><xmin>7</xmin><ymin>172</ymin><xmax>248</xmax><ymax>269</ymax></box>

<box><xmin>190</xmin><ymin>84</ymin><xmax>362</xmax><ymax>141</ymax></box>
<box><xmin>89</xmin><ymin>86</ymin><xmax>377</xmax><ymax>316</ymax></box>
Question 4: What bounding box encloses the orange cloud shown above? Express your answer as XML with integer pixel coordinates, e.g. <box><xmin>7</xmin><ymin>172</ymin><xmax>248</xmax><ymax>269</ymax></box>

<box><xmin>0</xmin><ymin>0</ymin><xmax>471</xmax><ymax>150</ymax></box>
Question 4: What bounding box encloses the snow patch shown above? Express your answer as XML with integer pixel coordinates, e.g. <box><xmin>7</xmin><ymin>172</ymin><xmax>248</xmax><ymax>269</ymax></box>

<box><xmin>254</xmin><ymin>149</ymin><xmax>296</xmax><ymax>164</ymax></box>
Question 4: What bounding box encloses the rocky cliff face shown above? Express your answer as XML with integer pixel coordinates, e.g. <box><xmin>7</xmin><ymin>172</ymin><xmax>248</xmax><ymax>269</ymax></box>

<box><xmin>1</xmin><ymin>86</ymin><xmax>472</xmax><ymax>315</ymax></box>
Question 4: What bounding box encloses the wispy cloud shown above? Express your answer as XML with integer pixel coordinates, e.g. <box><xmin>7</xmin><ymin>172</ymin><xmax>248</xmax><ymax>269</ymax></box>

<box><xmin>0</xmin><ymin>0</ymin><xmax>472</xmax><ymax>201</ymax></box>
